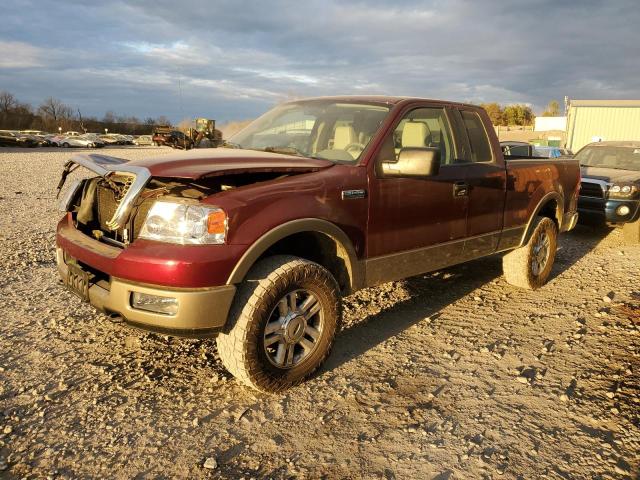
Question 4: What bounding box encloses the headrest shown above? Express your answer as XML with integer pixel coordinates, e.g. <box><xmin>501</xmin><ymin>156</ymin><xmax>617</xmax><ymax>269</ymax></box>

<box><xmin>333</xmin><ymin>125</ymin><xmax>357</xmax><ymax>150</ymax></box>
<box><xmin>402</xmin><ymin>121</ymin><xmax>430</xmax><ymax>148</ymax></box>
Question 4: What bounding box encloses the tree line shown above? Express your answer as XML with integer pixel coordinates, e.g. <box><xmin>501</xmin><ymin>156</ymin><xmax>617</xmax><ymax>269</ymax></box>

<box><xmin>478</xmin><ymin>100</ymin><xmax>562</xmax><ymax>127</ymax></box>
<box><xmin>0</xmin><ymin>91</ymin><xmax>173</xmax><ymax>135</ymax></box>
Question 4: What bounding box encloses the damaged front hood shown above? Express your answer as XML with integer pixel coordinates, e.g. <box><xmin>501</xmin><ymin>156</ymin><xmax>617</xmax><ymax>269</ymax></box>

<box><xmin>59</xmin><ymin>149</ymin><xmax>333</xmax><ymax>231</ymax></box>
<box><xmin>58</xmin><ymin>154</ymin><xmax>152</xmax><ymax>231</ymax></box>
<box><xmin>127</xmin><ymin>148</ymin><xmax>333</xmax><ymax>179</ymax></box>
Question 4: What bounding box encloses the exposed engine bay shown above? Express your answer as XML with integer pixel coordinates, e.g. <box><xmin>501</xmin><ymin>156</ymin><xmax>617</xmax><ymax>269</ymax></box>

<box><xmin>66</xmin><ymin>171</ymin><xmax>291</xmax><ymax>247</ymax></box>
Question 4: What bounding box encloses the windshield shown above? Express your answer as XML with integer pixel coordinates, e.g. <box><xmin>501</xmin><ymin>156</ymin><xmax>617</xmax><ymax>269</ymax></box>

<box><xmin>575</xmin><ymin>146</ymin><xmax>640</xmax><ymax>171</ymax></box>
<box><xmin>228</xmin><ymin>100</ymin><xmax>390</xmax><ymax>162</ymax></box>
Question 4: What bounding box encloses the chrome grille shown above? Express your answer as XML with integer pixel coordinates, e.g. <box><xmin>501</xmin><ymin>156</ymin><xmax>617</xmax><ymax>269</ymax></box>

<box><xmin>96</xmin><ymin>182</ymin><xmax>154</xmax><ymax>241</ymax></box>
<box><xmin>96</xmin><ymin>183</ymin><xmax>119</xmax><ymax>231</ymax></box>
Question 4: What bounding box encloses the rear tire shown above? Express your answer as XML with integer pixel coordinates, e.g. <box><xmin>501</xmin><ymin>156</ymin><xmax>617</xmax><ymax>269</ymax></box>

<box><xmin>503</xmin><ymin>217</ymin><xmax>558</xmax><ymax>290</ymax></box>
<box><xmin>216</xmin><ymin>255</ymin><xmax>341</xmax><ymax>392</ymax></box>
<box><xmin>623</xmin><ymin>219</ymin><xmax>640</xmax><ymax>244</ymax></box>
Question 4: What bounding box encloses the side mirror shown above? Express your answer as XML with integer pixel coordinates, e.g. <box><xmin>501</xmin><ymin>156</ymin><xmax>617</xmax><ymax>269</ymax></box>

<box><xmin>381</xmin><ymin>147</ymin><xmax>441</xmax><ymax>178</ymax></box>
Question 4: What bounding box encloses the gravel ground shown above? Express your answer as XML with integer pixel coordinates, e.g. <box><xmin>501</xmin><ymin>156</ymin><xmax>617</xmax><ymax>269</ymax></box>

<box><xmin>0</xmin><ymin>147</ymin><xmax>639</xmax><ymax>479</ymax></box>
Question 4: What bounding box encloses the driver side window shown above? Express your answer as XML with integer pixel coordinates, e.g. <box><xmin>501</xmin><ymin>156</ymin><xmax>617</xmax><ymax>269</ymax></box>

<box><xmin>390</xmin><ymin>108</ymin><xmax>454</xmax><ymax>165</ymax></box>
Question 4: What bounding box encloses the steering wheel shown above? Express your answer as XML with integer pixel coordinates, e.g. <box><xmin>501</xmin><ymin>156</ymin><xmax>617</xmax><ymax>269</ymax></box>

<box><xmin>344</xmin><ymin>142</ymin><xmax>366</xmax><ymax>156</ymax></box>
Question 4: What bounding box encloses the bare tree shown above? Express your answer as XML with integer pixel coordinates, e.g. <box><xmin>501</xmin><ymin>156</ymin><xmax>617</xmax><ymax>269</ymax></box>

<box><xmin>102</xmin><ymin>111</ymin><xmax>116</xmax><ymax>124</ymax></box>
<box><xmin>156</xmin><ymin>115</ymin><xmax>171</xmax><ymax>126</ymax></box>
<box><xmin>0</xmin><ymin>91</ymin><xmax>17</xmax><ymax>114</ymax></box>
<box><xmin>38</xmin><ymin>97</ymin><xmax>73</xmax><ymax>123</ymax></box>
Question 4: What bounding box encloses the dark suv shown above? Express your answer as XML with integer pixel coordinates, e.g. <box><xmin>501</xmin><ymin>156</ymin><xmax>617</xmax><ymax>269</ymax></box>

<box><xmin>576</xmin><ymin>141</ymin><xmax>640</xmax><ymax>243</ymax></box>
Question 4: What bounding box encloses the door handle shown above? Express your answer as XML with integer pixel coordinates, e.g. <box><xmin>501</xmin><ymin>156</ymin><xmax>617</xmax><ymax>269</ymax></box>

<box><xmin>453</xmin><ymin>181</ymin><xmax>469</xmax><ymax>197</ymax></box>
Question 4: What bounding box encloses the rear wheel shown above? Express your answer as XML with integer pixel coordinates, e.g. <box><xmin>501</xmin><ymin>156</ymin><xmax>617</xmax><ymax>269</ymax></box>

<box><xmin>623</xmin><ymin>219</ymin><xmax>640</xmax><ymax>244</ymax></box>
<box><xmin>216</xmin><ymin>255</ymin><xmax>340</xmax><ymax>392</ymax></box>
<box><xmin>503</xmin><ymin>217</ymin><xmax>558</xmax><ymax>290</ymax></box>
<box><xmin>62</xmin><ymin>142</ymin><xmax>70</xmax><ymax>148</ymax></box>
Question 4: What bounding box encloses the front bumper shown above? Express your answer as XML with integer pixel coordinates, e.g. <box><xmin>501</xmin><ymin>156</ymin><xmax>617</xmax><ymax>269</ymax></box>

<box><xmin>578</xmin><ymin>196</ymin><xmax>640</xmax><ymax>225</ymax></box>
<box><xmin>56</xmin><ymin>247</ymin><xmax>236</xmax><ymax>337</ymax></box>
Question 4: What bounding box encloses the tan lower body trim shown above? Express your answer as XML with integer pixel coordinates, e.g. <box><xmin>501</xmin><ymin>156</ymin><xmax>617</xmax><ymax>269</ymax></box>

<box><xmin>57</xmin><ymin>249</ymin><xmax>236</xmax><ymax>334</ymax></box>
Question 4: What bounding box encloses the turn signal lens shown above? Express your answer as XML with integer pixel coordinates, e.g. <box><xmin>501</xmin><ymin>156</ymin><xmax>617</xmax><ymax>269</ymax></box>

<box><xmin>207</xmin><ymin>210</ymin><xmax>227</xmax><ymax>235</ymax></box>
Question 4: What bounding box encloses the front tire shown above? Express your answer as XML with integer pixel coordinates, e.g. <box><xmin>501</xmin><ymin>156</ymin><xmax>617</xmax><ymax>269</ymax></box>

<box><xmin>623</xmin><ymin>219</ymin><xmax>640</xmax><ymax>244</ymax></box>
<box><xmin>503</xmin><ymin>217</ymin><xmax>558</xmax><ymax>290</ymax></box>
<box><xmin>216</xmin><ymin>255</ymin><xmax>341</xmax><ymax>392</ymax></box>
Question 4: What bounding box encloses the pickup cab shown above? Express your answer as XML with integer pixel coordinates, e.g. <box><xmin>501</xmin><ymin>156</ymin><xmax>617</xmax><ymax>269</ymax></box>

<box><xmin>56</xmin><ymin>96</ymin><xmax>580</xmax><ymax>391</ymax></box>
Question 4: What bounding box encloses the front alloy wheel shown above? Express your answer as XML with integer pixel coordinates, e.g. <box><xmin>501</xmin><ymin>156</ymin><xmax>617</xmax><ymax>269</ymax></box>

<box><xmin>263</xmin><ymin>290</ymin><xmax>323</xmax><ymax>368</ymax></box>
<box><xmin>216</xmin><ymin>255</ymin><xmax>340</xmax><ymax>392</ymax></box>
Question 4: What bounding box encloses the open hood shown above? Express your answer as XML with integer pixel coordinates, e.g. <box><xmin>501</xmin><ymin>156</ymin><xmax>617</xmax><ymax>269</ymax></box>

<box><xmin>58</xmin><ymin>149</ymin><xmax>333</xmax><ymax>231</ymax></box>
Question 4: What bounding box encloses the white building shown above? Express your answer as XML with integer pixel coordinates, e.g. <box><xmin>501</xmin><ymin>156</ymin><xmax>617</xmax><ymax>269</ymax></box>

<box><xmin>534</xmin><ymin>116</ymin><xmax>567</xmax><ymax>132</ymax></box>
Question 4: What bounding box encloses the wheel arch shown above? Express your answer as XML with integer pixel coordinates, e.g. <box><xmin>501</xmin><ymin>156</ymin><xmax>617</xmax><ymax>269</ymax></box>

<box><xmin>520</xmin><ymin>191</ymin><xmax>563</xmax><ymax>246</ymax></box>
<box><xmin>227</xmin><ymin>219</ymin><xmax>364</xmax><ymax>295</ymax></box>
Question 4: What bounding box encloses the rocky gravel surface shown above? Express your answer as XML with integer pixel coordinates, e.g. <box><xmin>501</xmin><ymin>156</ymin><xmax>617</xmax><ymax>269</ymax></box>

<box><xmin>0</xmin><ymin>147</ymin><xmax>639</xmax><ymax>479</ymax></box>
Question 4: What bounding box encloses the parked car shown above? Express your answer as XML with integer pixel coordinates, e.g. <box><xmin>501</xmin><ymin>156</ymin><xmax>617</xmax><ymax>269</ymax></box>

<box><xmin>45</xmin><ymin>135</ymin><xmax>66</xmax><ymax>147</ymax></box>
<box><xmin>133</xmin><ymin>135</ymin><xmax>154</xmax><ymax>146</ymax></box>
<box><xmin>99</xmin><ymin>135</ymin><xmax>121</xmax><ymax>146</ymax></box>
<box><xmin>152</xmin><ymin>126</ymin><xmax>173</xmax><ymax>146</ymax></box>
<box><xmin>162</xmin><ymin>130</ymin><xmax>193</xmax><ymax>149</ymax></box>
<box><xmin>78</xmin><ymin>134</ymin><xmax>105</xmax><ymax>148</ymax></box>
<box><xmin>55</xmin><ymin>96</ymin><xmax>580</xmax><ymax>392</ymax></box>
<box><xmin>0</xmin><ymin>130</ymin><xmax>39</xmax><ymax>147</ymax></box>
<box><xmin>0</xmin><ymin>130</ymin><xmax>22</xmax><ymax>147</ymax></box>
<box><xmin>575</xmin><ymin>141</ymin><xmax>640</xmax><ymax>243</ymax></box>
<box><xmin>22</xmin><ymin>134</ymin><xmax>50</xmax><ymax>147</ymax></box>
<box><xmin>501</xmin><ymin>141</ymin><xmax>572</xmax><ymax>158</ymax></box>
<box><xmin>152</xmin><ymin>131</ymin><xmax>170</xmax><ymax>146</ymax></box>
<box><xmin>59</xmin><ymin>136</ymin><xmax>99</xmax><ymax>148</ymax></box>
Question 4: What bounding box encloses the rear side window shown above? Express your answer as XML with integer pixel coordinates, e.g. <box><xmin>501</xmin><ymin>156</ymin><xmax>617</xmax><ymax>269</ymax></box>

<box><xmin>461</xmin><ymin>111</ymin><xmax>493</xmax><ymax>163</ymax></box>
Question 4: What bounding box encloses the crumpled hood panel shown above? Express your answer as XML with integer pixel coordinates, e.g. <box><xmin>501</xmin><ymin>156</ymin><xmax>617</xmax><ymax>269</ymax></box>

<box><xmin>128</xmin><ymin>148</ymin><xmax>333</xmax><ymax>179</ymax></box>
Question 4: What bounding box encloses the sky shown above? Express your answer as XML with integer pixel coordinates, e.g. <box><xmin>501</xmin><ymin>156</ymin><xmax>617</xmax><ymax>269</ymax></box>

<box><xmin>1</xmin><ymin>0</ymin><xmax>639</xmax><ymax>123</ymax></box>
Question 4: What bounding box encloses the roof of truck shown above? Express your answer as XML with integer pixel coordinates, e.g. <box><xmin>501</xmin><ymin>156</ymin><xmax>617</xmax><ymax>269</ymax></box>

<box><xmin>284</xmin><ymin>95</ymin><xmax>473</xmax><ymax>108</ymax></box>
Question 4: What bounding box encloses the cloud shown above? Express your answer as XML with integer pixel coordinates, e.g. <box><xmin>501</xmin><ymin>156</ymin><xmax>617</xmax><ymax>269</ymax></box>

<box><xmin>0</xmin><ymin>41</ymin><xmax>45</xmax><ymax>68</ymax></box>
<box><xmin>1</xmin><ymin>0</ymin><xmax>639</xmax><ymax>122</ymax></box>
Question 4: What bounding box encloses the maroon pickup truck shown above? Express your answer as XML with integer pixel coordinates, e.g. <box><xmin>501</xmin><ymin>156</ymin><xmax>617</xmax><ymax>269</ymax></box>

<box><xmin>56</xmin><ymin>96</ymin><xmax>580</xmax><ymax>391</ymax></box>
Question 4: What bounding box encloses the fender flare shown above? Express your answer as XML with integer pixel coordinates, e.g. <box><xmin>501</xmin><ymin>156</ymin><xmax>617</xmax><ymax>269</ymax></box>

<box><xmin>520</xmin><ymin>191</ymin><xmax>564</xmax><ymax>246</ymax></box>
<box><xmin>226</xmin><ymin>218</ymin><xmax>364</xmax><ymax>292</ymax></box>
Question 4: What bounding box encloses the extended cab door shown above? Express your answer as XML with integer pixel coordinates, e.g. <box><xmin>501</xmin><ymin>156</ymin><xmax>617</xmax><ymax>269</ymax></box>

<box><xmin>450</xmin><ymin>107</ymin><xmax>507</xmax><ymax>257</ymax></box>
<box><xmin>365</xmin><ymin>104</ymin><xmax>469</xmax><ymax>285</ymax></box>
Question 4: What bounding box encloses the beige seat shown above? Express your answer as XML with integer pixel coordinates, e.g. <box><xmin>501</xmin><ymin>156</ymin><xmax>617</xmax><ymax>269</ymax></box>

<box><xmin>401</xmin><ymin>121</ymin><xmax>430</xmax><ymax>148</ymax></box>
<box><xmin>332</xmin><ymin>125</ymin><xmax>357</xmax><ymax>150</ymax></box>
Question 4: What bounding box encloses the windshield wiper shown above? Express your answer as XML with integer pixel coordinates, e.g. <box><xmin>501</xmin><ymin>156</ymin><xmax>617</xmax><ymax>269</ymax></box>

<box><xmin>262</xmin><ymin>146</ymin><xmax>307</xmax><ymax>157</ymax></box>
<box><xmin>220</xmin><ymin>140</ymin><xmax>241</xmax><ymax>148</ymax></box>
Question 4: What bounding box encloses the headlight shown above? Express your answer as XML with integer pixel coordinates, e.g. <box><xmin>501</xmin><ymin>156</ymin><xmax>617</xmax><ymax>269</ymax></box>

<box><xmin>139</xmin><ymin>201</ymin><xmax>227</xmax><ymax>244</ymax></box>
<box><xmin>608</xmin><ymin>184</ymin><xmax>637</xmax><ymax>198</ymax></box>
